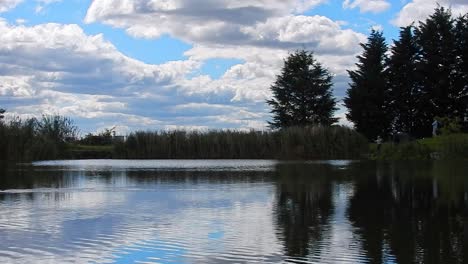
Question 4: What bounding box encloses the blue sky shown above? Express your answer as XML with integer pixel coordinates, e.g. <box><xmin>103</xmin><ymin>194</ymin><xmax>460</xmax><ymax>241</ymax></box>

<box><xmin>0</xmin><ymin>0</ymin><xmax>467</xmax><ymax>134</ymax></box>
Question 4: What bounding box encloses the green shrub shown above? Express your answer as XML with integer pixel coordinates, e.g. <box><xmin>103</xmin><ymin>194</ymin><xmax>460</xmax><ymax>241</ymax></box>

<box><xmin>374</xmin><ymin>134</ymin><xmax>468</xmax><ymax>160</ymax></box>
<box><xmin>0</xmin><ymin>115</ymin><xmax>78</xmax><ymax>161</ymax></box>
<box><xmin>373</xmin><ymin>142</ymin><xmax>432</xmax><ymax>160</ymax></box>
<box><xmin>114</xmin><ymin>126</ymin><xmax>368</xmax><ymax>160</ymax></box>
<box><xmin>436</xmin><ymin>134</ymin><xmax>468</xmax><ymax>158</ymax></box>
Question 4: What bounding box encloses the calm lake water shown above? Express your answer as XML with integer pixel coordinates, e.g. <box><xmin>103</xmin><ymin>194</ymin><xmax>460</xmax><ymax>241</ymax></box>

<box><xmin>0</xmin><ymin>160</ymin><xmax>467</xmax><ymax>264</ymax></box>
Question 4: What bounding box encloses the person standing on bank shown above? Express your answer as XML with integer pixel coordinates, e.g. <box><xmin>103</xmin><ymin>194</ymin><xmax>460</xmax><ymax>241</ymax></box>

<box><xmin>376</xmin><ymin>136</ymin><xmax>383</xmax><ymax>152</ymax></box>
<box><xmin>432</xmin><ymin>118</ymin><xmax>439</xmax><ymax>137</ymax></box>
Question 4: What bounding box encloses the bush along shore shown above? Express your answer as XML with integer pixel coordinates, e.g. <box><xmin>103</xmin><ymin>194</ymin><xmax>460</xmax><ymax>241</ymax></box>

<box><xmin>113</xmin><ymin>126</ymin><xmax>368</xmax><ymax>160</ymax></box>
<box><xmin>0</xmin><ymin>116</ymin><xmax>367</xmax><ymax>161</ymax></box>
<box><xmin>1</xmin><ymin>114</ymin><xmax>467</xmax><ymax>161</ymax></box>
<box><xmin>370</xmin><ymin>134</ymin><xmax>468</xmax><ymax>160</ymax></box>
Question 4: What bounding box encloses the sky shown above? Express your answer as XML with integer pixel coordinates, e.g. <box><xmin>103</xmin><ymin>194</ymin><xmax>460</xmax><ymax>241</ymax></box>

<box><xmin>0</xmin><ymin>0</ymin><xmax>467</xmax><ymax>135</ymax></box>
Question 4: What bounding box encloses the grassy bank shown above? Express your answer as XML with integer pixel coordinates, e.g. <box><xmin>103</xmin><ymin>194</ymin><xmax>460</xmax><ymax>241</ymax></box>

<box><xmin>113</xmin><ymin>126</ymin><xmax>368</xmax><ymax>160</ymax></box>
<box><xmin>0</xmin><ymin>119</ymin><xmax>368</xmax><ymax>161</ymax></box>
<box><xmin>371</xmin><ymin>134</ymin><xmax>468</xmax><ymax>160</ymax></box>
<box><xmin>67</xmin><ymin>144</ymin><xmax>114</xmax><ymax>159</ymax></box>
<box><xmin>3</xmin><ymin>114</ymin><xmax>464</xmax><ymax>161</ymax></box>
<box><xmin>0</xmin><ymin>116</ymin><xmax>77</xmax><ymax>161</ymax></box>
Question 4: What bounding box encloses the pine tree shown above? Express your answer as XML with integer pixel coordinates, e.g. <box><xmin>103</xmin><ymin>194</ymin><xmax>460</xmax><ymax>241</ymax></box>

<box><xmin>344</xmin><ymin>30</ymin><xmax>390</xmax><ymax>140</ymax></box>
<box><xmin>454</xmin><ymin>15</ymin><xmax>468</xmax><ymax>120</ymax></box>
<box><xmin>386</xmin><ymin>26</ymin><xmax>422</xmax><ymax>137</ymax></box>
<box><xmin>415</xmin><ymin>7</ymin><xmax>458</xmax><ymax>128</ymax></box>
<box><xmin>267</xmin><ymin>50</ymin><xmax>337</xmax><ymax>129</ymax></box>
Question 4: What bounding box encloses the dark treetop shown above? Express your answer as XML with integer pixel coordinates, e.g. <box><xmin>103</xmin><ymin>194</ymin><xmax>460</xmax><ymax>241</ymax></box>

<box><xmin>344</xmin><ymin>30</ymin><xmax>390</xmax><ymax>140</ymax></box>
<box><xmin>267</xmin><ymin>50</ymin><xmax>337</xmax><ymax>129</ymax></box>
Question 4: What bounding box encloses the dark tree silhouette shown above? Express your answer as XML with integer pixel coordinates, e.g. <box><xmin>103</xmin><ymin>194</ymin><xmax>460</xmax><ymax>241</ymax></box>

<box><xmin>267</xmin><ymin>50</ymin><xmax>337</xmax><ymax>129</ymax></box>
<box><xmin>386</xmin><ymin>26</ymin><xmax>423</xmax><ymax>137</ymax></box>
<box><xmin>454</xmin><ymin>15</ymin><xmax>468</xmax><ymax>120</ymax></box>
<box><xmin>415</xmin><ymin>7</ymin><xmax>459</xmax><ymax>128</ymax></box>
<box><xmin>344</xmin><ymin>30</ymin><xmax>390</xmax><ymax>140</ymax></box>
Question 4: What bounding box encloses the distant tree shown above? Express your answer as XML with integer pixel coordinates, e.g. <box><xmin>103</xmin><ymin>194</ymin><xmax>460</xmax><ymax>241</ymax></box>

<box><xmin>415</xmin><ymin>7</ymin><xmax>459</xmax><ymax>129</ymax></box>
<box><xmin>0</xmin><ymin>108</ymin><xmax>5</xmax><ymax>121</ymax></box>
<box><xmin>80</xmin><ymin>127</ymin><xmax>115</xmax><ymax>145</ymax></box>
<box><xmin>267</xmin><ymin>50</ymin><xmax>337</xmax><ymax>129</ymax></box>
<box><xmin>37</xmin><ymin>115</ymin><xmax>78</xmax><ymax>143</ymax></box>
<box><xmin>344</xmin><ymin>30</ymin><xmax>390</xmax><ymax>140</ymax></box>
<box><xmin>386</xmin><ymin>26</ymin><xmax>423</xmax><ymax>137</ymax></box>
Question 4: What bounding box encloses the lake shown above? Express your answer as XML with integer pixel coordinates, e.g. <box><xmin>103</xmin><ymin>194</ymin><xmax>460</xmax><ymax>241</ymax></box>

<box><xmin>0</xmin><ymin>160</ymin><xmax>467</xmax><ymax>263</ymax></box>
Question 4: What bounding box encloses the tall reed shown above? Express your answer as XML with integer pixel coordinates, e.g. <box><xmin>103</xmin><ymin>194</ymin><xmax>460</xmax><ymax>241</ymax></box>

<box><xmin>0</xmin><ymin>115</ymin><xmax>78</xmax><ymax>161</ymax></box>
<box><xmin>114</xmin><ymin>126</ymin><xmax>368</xmax><ymax>160</ymax></box>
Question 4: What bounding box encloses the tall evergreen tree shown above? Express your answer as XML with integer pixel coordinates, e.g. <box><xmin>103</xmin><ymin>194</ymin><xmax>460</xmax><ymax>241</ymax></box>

<box><xmin>454</xmin><ymin>15</ymin><xmax>468</xmax><ymax>119</ymax></box>
<box><xmin>0</xmin><ymin>109</ymin><xmax>5</xmax><ymax>121</ymax></box>
<box><xmin>267</xmin><ymin>50</ymin><xmax>337</xmax><ymax>128</ymax></box>
<box><xmin>344</xmin><ymin>30</ymin><xmax>390</xmax><ymax>140</ymax></box>
<box><xmin>386</xmin><ymin>26</ymin><xmax>422</xmax><ymax>137</ymax></box>
<box><xmin>415</xmin><ymin>7</ymin><xmax>458</xmax><ymax>129</ymax></box>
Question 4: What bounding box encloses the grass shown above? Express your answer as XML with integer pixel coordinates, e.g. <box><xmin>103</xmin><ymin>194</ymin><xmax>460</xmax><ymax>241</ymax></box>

<box><xmin>66</xmin><ymin>144</ymin><xmax>114</xmax><ymax>159</ymax></box>
<box><xmin>113</xmin><ymin>126</ymin><xmax>368</xmax><ymax>160</ymax></box>
<box><xmin>68</xmin><ymin>144</ymin><xmax>114</xmax><ymax>152</ymax></box>
<box><xmin>372</xmin><ymin>134</ymin><xmax>468</xmax><ymax>160</ymax></box>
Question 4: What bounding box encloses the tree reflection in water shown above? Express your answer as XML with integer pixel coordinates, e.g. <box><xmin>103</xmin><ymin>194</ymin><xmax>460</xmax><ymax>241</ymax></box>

<box><xmin>273</xmin><ymin>163</ymin><xmax>336</xmax><ymax>258</ymax></box>
<box><xmin>273</xmin><ymin>161</ymin><xmax>468</xmax><ymax>264</ymax></box>
<box><xmin>1</xmin><ymin>160</ymin><xmax>467</xmax><ymax>263</ymax></box>
<box><xmin>347</xmin><ymin>161</ymin><xmax>468</xmax><ymax>264</ymax></box>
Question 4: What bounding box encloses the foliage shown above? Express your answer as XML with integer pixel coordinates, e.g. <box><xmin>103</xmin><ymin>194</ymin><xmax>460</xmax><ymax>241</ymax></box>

<box><xmin>347</xmin><ymin>7</ymin><xmax>468</xmax><ymax>140</ymax></box>
<box><xmin>80</xmin><ymin>127</ymin><xmax>116</xmax><ymax>145</ymax></box>
<box><xmin>67</xmin><ymin>144</ymin><xmax>114</xmax><ymax>159</ymax></box>
<box><xmin>373</xmin><ymin>134</ymin><xmax>468</xmax><ymax>160</ymax></box>
<box><xmin>453</xmin><ymin>15</ymin><xmax>468</xmax><ymax>118</ymax></box>
<box><xmin>113</xmin><ymin>126</ymin><xmax>368</xmax><ymax>160</ymax></box>
<box><xmin>0</xmin><ymin>109</ymin><xmax>5</xmax><ymax>121</ymax></box>
<box><xmin>414</xmin><ymin>7</ymin><xmax>462</xmax><ymax>136</ymax></box>
<box><xmin>344</xmin><ymin>30</ymin><xmax>391</xmax><ymax>140</ymax></box>
<box><xmin>435</xmin><ymin>116</ymin><xmax>462</xmax><ymax>135</ymax></box>
<box><xmin>0</xmin><ymin>115</ymin><xmax>78</xmax><ymax>161</ymax></box>
<box><xmin>436</xmin><ymin>134</ymin><xmax>468</xmax><ymax>158</ymax></box>
<box><xmin>267</xmin><ymin>50</ymin><xmax>337</xmax><ymax>128</ymax></box>
<box><xmin>37</xmin><ymin>115</ymin><xmax>78</xmax><ymax>143</ymax></box>
<box><xmin>386</xmin><ymin>26</ymin><xmax>423</xmax><ymax>136</ymax></box>
<box><xmin>372</xmin><ymin>142</ymin><xmax>432</xmax><ymax>160</ymax></box>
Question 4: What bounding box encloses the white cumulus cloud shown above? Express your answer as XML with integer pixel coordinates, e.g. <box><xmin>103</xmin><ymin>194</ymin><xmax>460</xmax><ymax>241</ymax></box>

<box><xmin>1</xmin><ymin>0</ymin><xmax>370</xmax><ymax>131</ymax></box>
<box><xmin>0</xmin><ymin>0</ymin><xmax>22</xmax><ymax>12</ymax></box>
<box><xmin>393</xmin><ymin>0</ymin><xmax>468</xmax><ymax>26</ymax></box>
<box><xmin>342</xmin><ymin>0</ymin><xmax>391</xmax><ymax>13</ymax></box>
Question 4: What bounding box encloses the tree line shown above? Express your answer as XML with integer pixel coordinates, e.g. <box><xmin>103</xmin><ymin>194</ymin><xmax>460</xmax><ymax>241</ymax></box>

<box><xmin>113</xmin><ymin>126</ymin><xmax>367</xmax><ymax>160</ymax></box>
<box><xmin>1</xmin><ymin>7</ymin><xmax>467</xmax><ymax>161</ymax></box>
<box><xmin>268</xmin><ymin>7</ymin><xmax>468</xmax><ymax>140</ymax></box>
<box><xmin>346</xmin><ymin>7</ymin><xmax>468</xmax><ymax>140</ymax></box>
<box><xmin>0</xmin><ymin>109</ymin><xmax>367</xmax><ymax>161</ymax></box>
<box><xmin>0</xmin><ymin>113</ymin><xmax>78</xmax><ymax>161</ymax></box>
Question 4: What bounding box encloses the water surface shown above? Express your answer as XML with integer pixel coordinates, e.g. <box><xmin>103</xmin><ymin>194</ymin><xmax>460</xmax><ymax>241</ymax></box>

<box><xmin>0</xmin><ymin>160</ymin><xmax>467</xmax><ymax>263</ymax></box>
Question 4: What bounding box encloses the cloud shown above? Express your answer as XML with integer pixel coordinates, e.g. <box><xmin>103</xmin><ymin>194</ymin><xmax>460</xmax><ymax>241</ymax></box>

<box><xmin>342</xmin><ymin>0</ymin><xmax>391</xmax><ymax>13</ymax></box>
<box><xmin>35</xmin><ymin>0</ymin><xmax>62</xmax><ymax>14</ymax></box>
<box><xmin>0</xmin><ymin>20</ymin><xmax>201</xmax><ymax>131</ymax></box>
<box><xmin>84</xmin><ymin>0</ymin><xmax>366</xmax><ymax>126</ymax></box>
<box><xmin>240</xmin><ymin>15</ymin><xmax>365</xmax><ymax>54</ymax></box>
<box><xmin>84</xmin><ymin>0</ymin><xmax>330</xmax><ymax>44</ymax></box>
<box><xmin>0</xmin><ymin>0</ymin><xmax>22</xmax><ymax>12</ymax></box>
<box><xmin>1</xmin><ymin>0</ymin><xmax>369</xmax><ymax>132</ymax></box>
<box><xmin>0</xmin><ymin>19</ymin><xmax>281</xmax><ymax>132</ymax></box>
<box><xmin>393</xmin><ymin>0</ymin><xmax>468</xmax><ymax>26</ymax></box>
